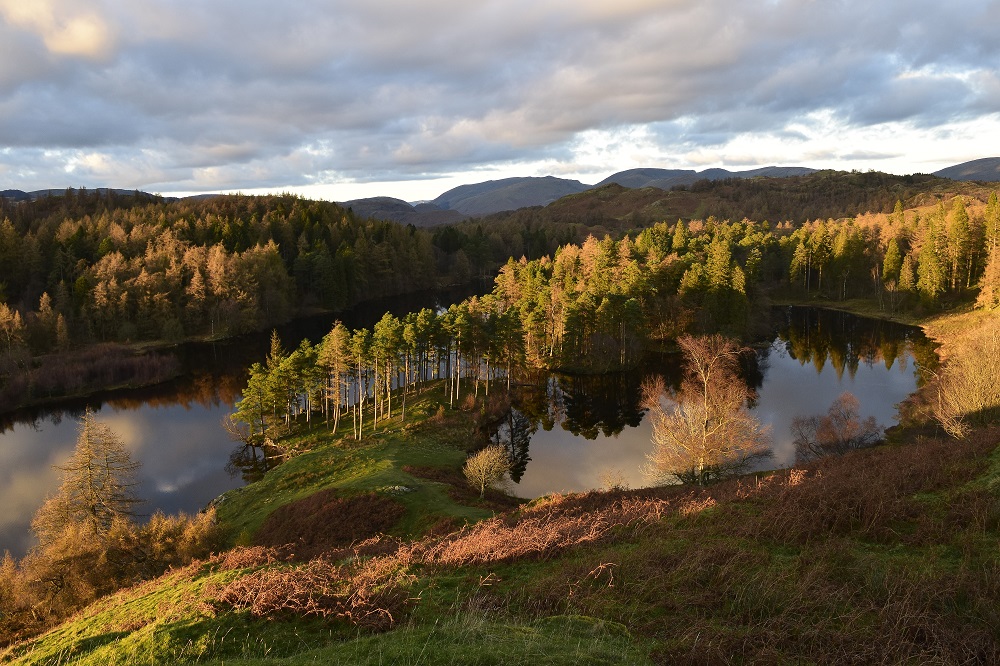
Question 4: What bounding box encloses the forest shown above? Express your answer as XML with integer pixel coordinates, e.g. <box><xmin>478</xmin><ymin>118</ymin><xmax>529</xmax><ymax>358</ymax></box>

<box><xmin>2</xmin><ymin>178</ymin><xmax>998</xmax><ymax>413</ymax></box>
<box><xmin>226</xmin><ymin>190</ymin><xmax>1000</xmax><ymax>452</ymax></box>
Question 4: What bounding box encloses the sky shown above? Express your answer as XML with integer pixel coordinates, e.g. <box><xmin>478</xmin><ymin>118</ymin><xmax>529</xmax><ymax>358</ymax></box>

<box><xmin>1</xmin><ymin>0</ymin><xmax>998</xmax><ymax>203</ymax></box>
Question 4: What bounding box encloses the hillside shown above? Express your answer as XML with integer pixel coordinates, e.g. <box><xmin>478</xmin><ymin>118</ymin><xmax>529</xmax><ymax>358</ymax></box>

<box><xmin>467</xmin><ymin>170</ymin><xmax>994</xmax><ymax>237</ymax></box>
<box><xmin>341</xmin><ymin>196</ymin><xmax>466</xmax><ymax>227</ymax></box>
<box><xmin>934</xmin><ymin>157</ymin><xmax>1000</xmax><ymax>182</ymax></box>
<box><xmin>432</xmin><ymin>176</ymin><xmax>589</xmax><ymax>215</ymax></box>
<box><xmin>3</xmin><ymin>373</ymin><xmax>998</xmax><ymax>664</ymax></box>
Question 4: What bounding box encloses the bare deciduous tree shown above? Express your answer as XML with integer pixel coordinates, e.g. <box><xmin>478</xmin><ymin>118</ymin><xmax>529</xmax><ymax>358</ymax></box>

<box><xmin>930</xmin><ymin>318</ymin><xmax>1000</xmax><ymax>438</ymax></box>
<box><xmin>644</xmin><ymin>334</ymin><xmax>772</xmax><ymax>485</ymax></box>
<box><xmin>792</xmin><ymin>392</ymin><xmax>881</xmax><ymax>462</ymax></box>
<box><xmin>463</xmin><ymin>444</ymin><xmax>511</xmax><ymax>497</ymax></box>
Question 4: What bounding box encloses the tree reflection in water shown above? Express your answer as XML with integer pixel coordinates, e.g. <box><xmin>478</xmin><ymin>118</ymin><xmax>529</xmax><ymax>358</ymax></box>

<box><xmin>225</xmin><ymin>442</ymin><xmax>280</xmax><ymax>484</ymax></box>
<box><xmin>498</xmin><ymin>307</ymin><xmax>929</xmax><ymax>496</ymax></box>
<box><xmin>775</xmin><ymin>306</ymin><xmax>937</xmax><ymax>382</ymax></box>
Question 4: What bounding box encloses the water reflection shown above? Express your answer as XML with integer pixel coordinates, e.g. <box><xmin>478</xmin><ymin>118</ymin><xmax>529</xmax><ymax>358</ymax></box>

<box><xmin>0</xmin><ymin>301</ymin><xmax>931</xmax><ymax>556</ymax></box>
<box><xmin>0</xmin><ymin>285</ymin><xmax>484</xmax><ymax>558</ymax></box>
<box><xmin>507</xmin><ymin>307</ymin><xmax>929</xmax><ymax>498</ymax></box>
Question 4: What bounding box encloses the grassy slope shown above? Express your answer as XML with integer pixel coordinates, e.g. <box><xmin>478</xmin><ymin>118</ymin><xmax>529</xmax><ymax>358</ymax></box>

<box><xmin>213</xmin><ymin>386</ymin><xmax>506</xmax><ymax>545</ymax></box>
<box><xmin>5</xmin><ymin>313</ymin><xmax>1000</xmax><ymax>665</ymax></box>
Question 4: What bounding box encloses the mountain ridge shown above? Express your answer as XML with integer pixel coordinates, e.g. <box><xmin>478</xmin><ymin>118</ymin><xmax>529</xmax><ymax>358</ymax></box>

<box><xmin>4</xmin><ymin>159</ymin><xmax>996</xmax><ymax>222</ymax></box>
<box><xmin>933</xmin><ymin>157</ymin><xmax>1000</xmax><ymax>182</ymax></box>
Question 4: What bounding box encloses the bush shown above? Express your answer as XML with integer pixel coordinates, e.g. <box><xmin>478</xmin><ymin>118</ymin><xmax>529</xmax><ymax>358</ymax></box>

<box><xmin>931</xmin><ymin>318</ymin><xmax>1000</xmax><ymax>437</ymax></box>
<box><xmin>463</xmin><ymin>445</ymin><xmax>511</xmax><ymax>497</ymax></box>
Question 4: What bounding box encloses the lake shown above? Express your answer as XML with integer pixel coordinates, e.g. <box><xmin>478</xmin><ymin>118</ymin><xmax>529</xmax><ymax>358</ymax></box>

<box><xmin>503</xmin><ymin>307</ymin><xmax>935</xmax><ymax>498</ymax></box>
<box><xmin>0</xmin><ymin>286</ymin><xmax>481</xmax><ymax>558</ymax></box>
<box><xmin>0</xmin><ymin>304</ymin><xmax>932</xmax><ymax>557</ymax></box>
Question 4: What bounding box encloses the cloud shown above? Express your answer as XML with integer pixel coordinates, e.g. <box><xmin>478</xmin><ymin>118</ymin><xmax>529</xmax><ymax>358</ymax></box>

<box><xmin>1</xmin><ymin>0</ymin><xmax>998</xmax><ymax>196</ymax></box>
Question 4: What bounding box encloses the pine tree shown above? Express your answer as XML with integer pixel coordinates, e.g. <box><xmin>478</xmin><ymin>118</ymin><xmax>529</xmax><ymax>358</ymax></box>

<box><xmin>883</xmin><ymin>238</ymin><xmax>903</xmax><ymax>284</ymax></box>
<box><xmin>947</xmin><ymin>197</ymin><xmax>970</xmax><ymax>291</ymax></box>
<box><xmin>986</xmin><ymin>192</ymin><xmax>1000</xmax><ymax>255</ymax></box>
<box><xmin>917</xmin><ymin>223</ymin><xmax>946</xmax><ymax>304</ymax></box>
<box><xmin>672</xmin><ymin>219</ymin><xmax>688</xmax><ymax>254</ymax></box>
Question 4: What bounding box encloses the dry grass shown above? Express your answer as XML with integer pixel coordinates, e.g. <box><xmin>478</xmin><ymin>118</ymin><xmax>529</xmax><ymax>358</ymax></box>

<box><xmin>214</xmin><ymin>555</ymin><xmax>412</xmax><ymax>631</ymax></box>
<box><xmin>252</xmin><ymin>490</ymin><xmax>405</xmax><ymax>560</ymax></box>
<box><xmin>403</xmin><ymin>464</ymin><xmax>521</xmax><ymax>511</ymax></box>
<box><xmin>201</xmin><ymin>426</ymin><xmax>1000</xmax><ymax>661</ymax></box>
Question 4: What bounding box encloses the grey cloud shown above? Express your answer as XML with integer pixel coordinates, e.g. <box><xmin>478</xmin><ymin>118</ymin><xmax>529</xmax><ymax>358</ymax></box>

<box><xmin>1</xmin><ymin>0</ymin><xmax>997</xmax><ymax>192</ymax></box>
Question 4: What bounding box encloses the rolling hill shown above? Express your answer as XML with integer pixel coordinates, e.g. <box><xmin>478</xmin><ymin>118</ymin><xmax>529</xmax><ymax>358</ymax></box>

<box><xmin>933</xmin><ymin>157</ymin><xmax>1000</xmax><ymax>181</ymax></box>
<box><xmin>595</xmin><ymin>165</ymin><xmax>816</xmax><ymax>190</ymax></box>
<box><xmin>431</xmin><ymin>176</ymin><xmax>589</xmax><ymax>215</ymax></box>
<box><xmin>340</xmin><ymin>196</ymin><xmax>466</xmax><ymax>227</ymax></box>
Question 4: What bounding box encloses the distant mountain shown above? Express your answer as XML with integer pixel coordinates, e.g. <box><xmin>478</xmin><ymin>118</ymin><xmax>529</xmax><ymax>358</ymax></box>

<box><xmin>432</xmin><ymin>176</ymin><xmax>589</xmax><ymax>216</ymax></box>
<box><xmin>933</xmin><ymin>158</ymin><xmax>1000</xmax><ymax>182</ymax></box>
<box><xmin>593</xmin><ymin>168</ymin><xmax>695</xmax><ymax>189</ymax></box>
<box><xmin>341</xmin><ymin>196</ymin><xmax>465</xmax><ymax>227</ymax></box>
<box><xmin>596</xmin><ymin>166</ymin><xmax>816</xmax><ymax>190</ymax></box>
<box><xmin>0</xmin><ymin>187</ymin><xmax>163</xmax><ymax>202</ymax></box>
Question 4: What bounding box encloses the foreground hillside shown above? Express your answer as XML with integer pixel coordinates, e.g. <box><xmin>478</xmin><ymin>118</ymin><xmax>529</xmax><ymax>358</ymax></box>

<box><xmin>4</xmin><ymin>345</ymin><xmax>999</xmax><ymax>664</ymax></box>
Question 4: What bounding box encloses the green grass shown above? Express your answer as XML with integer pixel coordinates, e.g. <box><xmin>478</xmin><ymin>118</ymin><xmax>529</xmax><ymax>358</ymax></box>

<box><xmin>214</xmin><ymin>384</ymin><xmax>500</xmax><ymax>544</ymax></box>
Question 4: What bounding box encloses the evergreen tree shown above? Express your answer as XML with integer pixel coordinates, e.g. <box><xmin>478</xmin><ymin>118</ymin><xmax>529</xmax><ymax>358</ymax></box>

<box><xmin>883</xmin><ymin>238</ymin><xmax>903</xmax><ymax>284</ymax></box>
<box><xmin>672</xmin><ymin>219</ymin><xmax>688</xmax><ymax>254</ymax></box>
<box><xmin>318</xmin><ymin>322</ymin><xmax>351</xmax><ymax>433</ymax></box>
<box><xmin>917</xmin><ymin>223</ymin><xmax>946</xmax><ymax>304</ymax></box>
<box><xmin>985</xmin><ymin>191</ymin><xmax>1000</xmax><ymax>255</ymax></box>
<box><xmin>947</xmin><ymin>197</ymin><xmax>971</xmax><ymax>291</ymax></box>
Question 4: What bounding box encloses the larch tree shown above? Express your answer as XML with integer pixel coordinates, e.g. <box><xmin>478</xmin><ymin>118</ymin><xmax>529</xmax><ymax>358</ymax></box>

<box><xmin>643</xmin><ymin>334</ymin><xmax>772</xmax><ymax>486</ymax></box>
<box><xmin>977</xmin><ymin>245</ymin><xmax>1000</xmax><ymax>311</ymax></box>
<box><xmin>31</xmin><ymin>409</ymin><xmax>141</xmax><ymax>545</ymax></box>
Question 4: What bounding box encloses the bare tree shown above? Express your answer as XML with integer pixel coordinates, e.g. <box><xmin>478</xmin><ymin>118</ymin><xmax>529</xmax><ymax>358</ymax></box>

<box><xmin>930</xmin><ymin>318</ymin><xmax>1000</xmax><ymax>438</ymax></box>
<box><xmin>463</xmin><ymin>444</ymin><xmax>511</xmax><ymax>497</ymax></box>
<box><xmin>221</xmin><ymin>413</ymin><xmax>253</xmax><ymax>446</ymax></box>
<box><xmin>792</xmin><ymin>392</ymin><xmax>881</xmax><ymax>462</ymax></box>
<box><xmin>644</xmin><ymin>334</ymin><xmax>772</xmax><ymax>485</ymax></box>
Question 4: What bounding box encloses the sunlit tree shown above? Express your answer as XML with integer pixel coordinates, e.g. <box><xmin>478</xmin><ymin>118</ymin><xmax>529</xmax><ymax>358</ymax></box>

<box><xmin>643</xmin><ymin>334</ymin><xmax>771</xmax><ymax>485</ymax></box>
<box><xmin>791</xmin><ymin>392</ymin><xmax>881</xmax><ymax>462</ymax></box>
<box><xmin>31</xmin><ymin>409</ymin><xmax>141</xmax><ymax>545</ymax></box>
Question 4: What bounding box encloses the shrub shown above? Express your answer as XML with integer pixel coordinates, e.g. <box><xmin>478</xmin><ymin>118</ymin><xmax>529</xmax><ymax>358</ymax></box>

<box><xmin>463</xmin><ymin>445</ymin><xmax>511</xmax><ymax>497</ymax></box>
<box><xmin>931</xmin><ymin>318</ymin><xmax>1000</xmax><ymax>437</ymax></box>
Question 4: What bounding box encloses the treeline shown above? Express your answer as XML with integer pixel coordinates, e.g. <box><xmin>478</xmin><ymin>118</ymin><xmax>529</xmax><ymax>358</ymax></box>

<box><xmin>233</xmin><ymin>190</ymin><xmax>1000</xmax><ymax>442</ymax></box>
<box><xmin>787</xmin><ymin>194</ymin><xmax>1000</xmax><ymax>309</ymax></box>
<box><xmin>0</xmin><ymin>190</ymin><xmax>485</xmax><ymax>358</ymax></box>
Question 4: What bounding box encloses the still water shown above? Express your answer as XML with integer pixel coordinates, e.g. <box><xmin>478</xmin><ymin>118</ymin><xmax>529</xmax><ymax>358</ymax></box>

<box><xmin>0</xmin><ymin>304</ymin><xmax>932</xmax><ymax>557</ymax></box>
<box><xmin>504</xmin><ymin>307</ymin><xmax>934</xmax><ymax>498</ymax></box>
<box><xmin>0</xmin><ymin>287</ymin><xmax>480</xmax><ymax>558</ymax></box>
